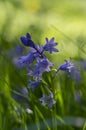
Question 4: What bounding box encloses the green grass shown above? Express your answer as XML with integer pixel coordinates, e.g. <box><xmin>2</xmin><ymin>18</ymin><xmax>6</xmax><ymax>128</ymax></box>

<box><xmin>0</xmin><ymin>0</ymin><xmax>86</xmax><ymax>130</ymax></box>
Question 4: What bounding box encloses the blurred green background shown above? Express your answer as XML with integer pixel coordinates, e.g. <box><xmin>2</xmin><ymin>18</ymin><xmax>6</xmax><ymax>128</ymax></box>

<box><xmin>0</xmin><ymin>0</ymin><xmax>86</xmax><ymax>57</ymax></box>
<box><xmin>0</xmin><ymin>0</ymin><xmax>86</xmax><ymax>130</ymax></box>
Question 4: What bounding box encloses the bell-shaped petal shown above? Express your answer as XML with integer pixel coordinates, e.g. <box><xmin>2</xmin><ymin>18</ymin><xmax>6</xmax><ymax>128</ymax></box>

<box><xmin>59</xmin><ymin>58</ymin><xmax>74</xmax><ymax>73</ymax></box>
<box><xmin>43</xmin><ymin>37</ymin><xmax>59</xmax><ymax>53</ymax></box>
<box><xmin>20</xmin><ymin>33</ymin><xmax>36</xmax><ymax>49</ymax></box>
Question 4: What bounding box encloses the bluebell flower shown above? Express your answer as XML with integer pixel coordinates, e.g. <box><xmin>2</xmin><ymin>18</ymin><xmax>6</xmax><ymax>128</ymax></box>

<box><xmin>43</xmin><ymin>37</ymin><xmax>59</xmax><ymax>53</ymax></box>
<box><xmin>39</xmin><ymin>92</ymin><xmax>56</xmax><ymax>108</ymax></box>
<box><xmin>7</xmin><ymin>44</ymin><xmax>24</xmax><ymax>59</ymax></box>
<box><xmin>28</xmin><ymin>58</ymin><xmax>53</xmax><ymax>79</ymax></box>
<box><xmin>59</xmin><ymin>58</ymin><xmax>74</xmax><ymax>73</ymax></box>
<box><xmin>53</xmin><ymin>58</ymin><xmax>74</xmax><ymax>77</ymax></box>
<box><xmin>13</xmin><ymin>87</ymin><xmax>29</xmax><ymax>102</ymax></box>
<box><xmin>20</xmin><ymin>33</ymin><xmax>36</xmax><ymax>49</ymax></box>
<box><xmin>14</xmin><ymin>44</ymin><xmax>24</xmax><ymax>56</ymax></box>
<box><xmin>26</xmin><ymin>33</ymin><xmax>31</xmax><ymax>39</ymax></box>
<box><xmin>30</xmin><ymin>45</ymin><xmax>46</xmax><ymax>59</ymax></box>
<box><xmin>16</xmin><ymin>45</ymin><xmax>45</xmax><ymax>68</ymax></box>
<box><xmin>12</xmin><ymin>87</ymin><xmax>30</xmax><ymax>109</ymax></box>
<box><xmin>36</xmin><ymin>58</ymin><xmax>53</xmax><ymax>72</ymax></box>
<box><xmin>80</xmin><ymin>60</ymin><xmax>86</xmax><ymax>71</ymax></box>
<box><xmin>21</xmin><ymin>33</ymin><xmax>46</xmax><ymax>59</ymax></box>
<box><xmin>28</xmin><ymin>81</ymin><xmax>42</xmax><ymax>91</ymax></box>
<box><xmin>28</xmin><ymin>69</ymin><xmax>41</xmax><ymax>80</ymax></box>
<box><xmin>16</xmin><ymin>52</ymin><xmax>35</xmax><ymax>67</ymax></box>
<box><xmin>75</xmin><ymin>91</ymin><xmax>81</xmax><ymax>103</ymax></box>
<box><xmin>72</xmin><ymin>69</ymin><xmax>81</xmax><ymax>82</ymax></box>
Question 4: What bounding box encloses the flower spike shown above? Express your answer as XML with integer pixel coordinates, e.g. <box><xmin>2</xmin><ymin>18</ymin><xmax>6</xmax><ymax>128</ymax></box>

<box><xmin>20</xmin><ymin>33</ymin><xmax>36</xmax><ymax>49</ymax></box>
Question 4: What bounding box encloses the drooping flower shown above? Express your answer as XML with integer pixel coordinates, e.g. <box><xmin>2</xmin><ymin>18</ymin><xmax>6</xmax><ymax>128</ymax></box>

<box><xmin>80</xmin><ymin>59</ymin><xmax>86</xmax><ymax>71</ymax></box>
<box><xmin>17</xmin><ymin>52</ymin><xmax>35</xmax><ymax>67</ymax></box>
<box><xmin>21</xmin><ymin>33</ymin><xmax>46</xmax><ymax>59</ymax></box>
<box><xmin>75</xmin><ymin>91</ymin><xmax>81</xmax><ymax>103</ymax></box>
<box><xmin>13</xmin><ymin>87</ymin><xmax>29</xmax><ymax>102</ymax></box>
<box><xmin>36</xmin><ymin>58</ymin><xmax>53</xmax><ymax>72</ymax></box>
<box><xmin>72</xmin><ymin>68</ymin><xmax>81</xmax><ymax>82</ymax></box>
<box><xmin>53</xmin><ymin>58</ymin><xmax>74</xmax><ymax>77</ymax></box>
<box><xmin>7</xmin><ymin>44</ymin><xmax>24</xmax><ymax>59</ymax></box>
<box><xmin>59</xmin><ymin>58</ymin><xmax>74</xmax><ymax>73</ymax></box>
<box><xmin>39</xmin><ymin>92</ymin><xmax>56</xmax><ymax>108</ymax></box>
<box><xmin>28</xmin><ymin>68</ymin><xmax>41</xmax><ymax>80</ymax></box>
<box><xmin>20</xmin><ymin>33</ymin><xmax>36</xmax><ymax>49</ymax></box>
<box><xmin>28</xmin><ymin>80</ymin><xmax>42</xmax><ymax>91</ymax></box>
<box><xmin>28</xmin><ymin>58</ymin><xmax>53</xmax><ymax>80</ymax></box>
<box><xmin>14</xmin><ymin>44</ymin><xmax>24</xmax><ymax>56</ymax></box>
<box><xmin>43</xmin><ymin>37</ymin><xmax>59</xmax><ymax>53</ymax></box>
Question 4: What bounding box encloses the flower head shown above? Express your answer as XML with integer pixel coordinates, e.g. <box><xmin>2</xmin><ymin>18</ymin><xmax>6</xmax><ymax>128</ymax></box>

<box><xmin>13</xmin><ymin>87</ymin><xmax>28</xmax><ymax>102</ymax></box>
<box><xmin>28</xmin><ymin>81</ymin><xmax>42</xmax><ymax>91</ymax></box>
<box><xmin>20</xmin><ymin>33</ymin><xmax>36</xmax><ymax>49</ymax></box>
<box><xmin>72</xmin><ymin>69</ymin><xmax>81</xmax><ymax>82</ymax></box>
<box><xmin>39</xmin><ymin>92</ymin><xmax>56</xmax><ymax>108</ymax></box>
<box><xmin>36</xmin><ymin>58</ymin><xmax>53</xmax><ymax>72</ymax></box>
<box><xmin>17</xmin><ymin>52</ymin><xmax>35</xmax><ymax>67</ymax></box>
<box><xmin>59</xmin><ymin>58</ymin><xmax>74</xmax><ymax>73</ymax></box>
<box><xmin>28</xmin><ymin>58</ymin><xmax>53</xmax><ymax>80</ymax></box>
<box><xmin>43</xmin><ymin>37</ymin><xmax>59</xmax><ymax>53</ymax></box>
<box><xmin>14</xmin><ymin>44</ymin><xmax>24</xmax><ymax>56</ymax></box>
<box><xmin>75</xmin><ymin>91</ymin><xmax>81</xmax><ymax>103</ymax></box>
<box><xmin>80</xmin><ymin>60</ymin><xmax>86</xmax><ymax>71</ymax></box>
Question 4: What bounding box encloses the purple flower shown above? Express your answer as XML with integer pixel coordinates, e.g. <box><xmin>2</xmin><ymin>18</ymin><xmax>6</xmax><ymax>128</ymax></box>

<box><xmin>21</xmin><ymin>33</ymin><xmax>46</xmax><ymax>59</ymax></box>
<box><xmin>39</xmin><ymin>92</ymin><xmax>56</xmax><ymax>108</ymax></box>
<box><xmin>7</xmin><ymin>44</ymin><xmax>24</xmax><ymax>59</ymax></box>
<box><xmin>43</xmin><ymin>37</ymin><xmax>59</xmax><ymax>53</ymax></box>
<box><xmin>28</xmin><ymin>69</ymin><xmax>41</xmax><ymax>80</ymax></box>
<box><xmin>14</xmin><ymin>44</ymin><xmax>24</xmax><ymax>55</ymax></box>
<box><xmin>13</xmin><ymin>87</ymin><xmax>29</xmax><ymax>102</ymax></box>
<box><xmin>20</xmin><ymin>33</ymin><xmax>36</xmax><ymax>49</ymax></box>
<box><xmin>36</xmin><ymin>58</ymin><xmax>53</xmax><ymax>72</ymax></box>
<box><xmin>28</xmin><ymin>58</ymin><xmax>53</xmax><ymax>79</ymax></box>
<box><xmin>30</xmin><ymin>45</ymin><xmax>46</xmax><ymax>59</ymax></box>
<box><xmin>28</xmin><ymin>81</ymin><xmax>42</xmax><ymax>91</ymax></box>
<box><xmin>75</xmin><ymin>91</ymin><xmax>81</xmax><ymax>103</ymax></box>
<box><xmin>72</xmin><ymin>69</ymin><xmax>81</xmax><ymax>82</ymax></box>
<box><xmin>59</xmin><ymin>58</ymin><xmax>74</xmax><ymax>73</ymax></box>
<box><xmin>16</xmin><ymin>52</ymin><xmax>35</xmax><ymax>67</ymax></box>
<box><xmin>80</xmin><ymin>60</ymin><xmax>86</xmax><ymax>71</ymax></box>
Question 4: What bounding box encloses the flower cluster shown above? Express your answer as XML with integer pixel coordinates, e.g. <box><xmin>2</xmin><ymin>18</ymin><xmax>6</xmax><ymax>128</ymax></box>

<box><xmin>15</xmin><ymin>33</ymin><xmax>74</xmax><ymax>108</ymax></box>
<box><xmin>18</xmin><ymin>33</ymin><xmax>59</xmax><ymax>80</ymax></box>
<box><xmin>39</xmin><ymin>92</ymin><xmax>56</xmax><ymax>108</ymax></box>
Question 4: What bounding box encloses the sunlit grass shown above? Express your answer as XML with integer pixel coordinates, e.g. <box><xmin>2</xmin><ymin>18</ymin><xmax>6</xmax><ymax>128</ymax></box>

<box><xmin>0</xmin><ymin>0</ymin><xmax>86</xmax><ymax>130</ymax></box>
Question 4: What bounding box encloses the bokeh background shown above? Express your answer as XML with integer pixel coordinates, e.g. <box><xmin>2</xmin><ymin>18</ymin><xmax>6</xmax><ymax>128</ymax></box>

<box><xmin>0</xmin><ymin>0</ymin><xmax>86</xmax><ymax>56</ymax></box>
<box><xmin>0</xmin><ymin>0</ymin><xmax>86</xmax><ymax>130</ymax></box>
